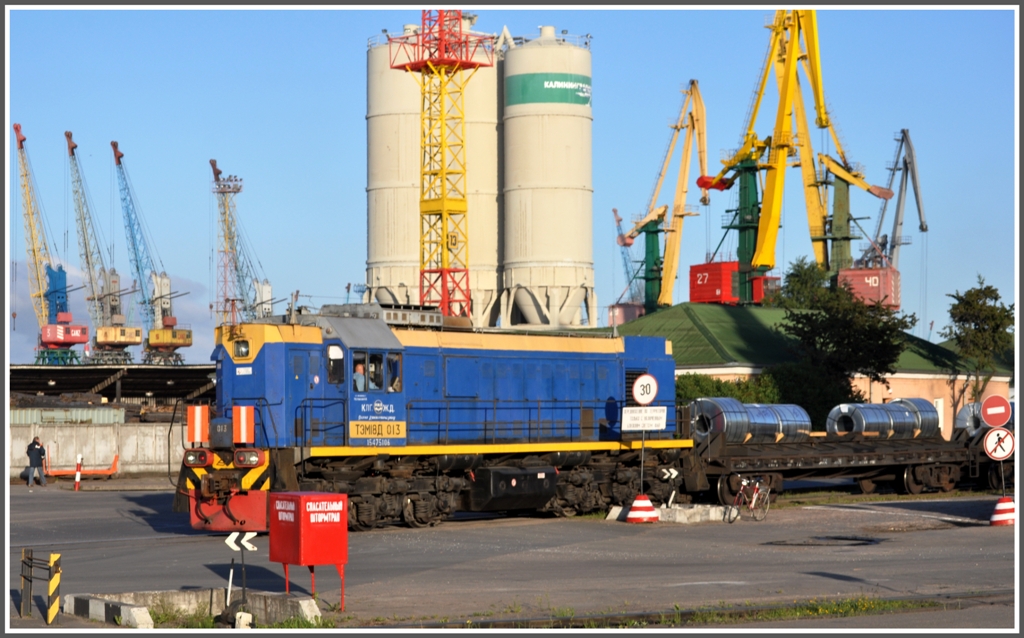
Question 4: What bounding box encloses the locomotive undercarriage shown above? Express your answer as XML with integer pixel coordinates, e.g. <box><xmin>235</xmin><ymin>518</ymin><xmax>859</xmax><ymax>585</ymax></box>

<box><xmin>294</xmin><ymin>448</ymin><xmax>696</xmax><ymax>530</ymax></box>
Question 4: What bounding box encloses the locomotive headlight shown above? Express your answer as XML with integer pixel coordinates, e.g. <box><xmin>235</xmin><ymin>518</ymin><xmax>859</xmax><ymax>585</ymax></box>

<box><xmin>233</xmin><ymin>449</ymin><xmax>264</xmax><ymax>468</ymax></box>
<box><xmin>184</xmin><ymin>449</ymin><xmax>211</xmax><ymax>467</ymax></box>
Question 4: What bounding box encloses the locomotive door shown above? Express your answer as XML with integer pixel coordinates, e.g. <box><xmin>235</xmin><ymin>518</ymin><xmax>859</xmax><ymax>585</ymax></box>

<box><xmin>287</xmin><ymin>345</ymin><xmax>339</xmax><ymax>446</ymax></box>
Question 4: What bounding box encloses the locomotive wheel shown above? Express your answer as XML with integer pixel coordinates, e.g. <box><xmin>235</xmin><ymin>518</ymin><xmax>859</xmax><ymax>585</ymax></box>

<box><xmin>352</xmin><ymin>498</ymin><xmax>380</xmax><ymax>531</ymax></box>
<box><xmin>402</xmin><ymin>497</ymin><xmax>430</xmax><ymax>529</ymax></box>
<box><xmin>900</xmin><ymin>467</ymin><xmax>924</xmax><ymax>495</ymax></box>
<box><xmin>857</xmin><ymin>478</ymin><xmax>878</xmax><ymax>495</ymax></box>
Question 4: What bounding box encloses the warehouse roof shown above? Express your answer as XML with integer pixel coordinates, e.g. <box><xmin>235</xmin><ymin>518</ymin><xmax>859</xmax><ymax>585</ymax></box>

<box><xmin>9</xmin><ymin>364</ymin><xmax>217</xmax><ymax>401</ymax></box>
<box><xmin>616</xmin><ymin>302</ymin><xmax>990</xmax><ymax>376</ymax></box>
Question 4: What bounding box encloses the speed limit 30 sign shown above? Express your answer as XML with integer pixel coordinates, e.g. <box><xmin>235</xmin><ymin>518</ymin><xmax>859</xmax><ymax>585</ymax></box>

<box><xmin>632</xmin><ymin>374</ymin><xmax>658</xmax><ymax>406</ymax></box>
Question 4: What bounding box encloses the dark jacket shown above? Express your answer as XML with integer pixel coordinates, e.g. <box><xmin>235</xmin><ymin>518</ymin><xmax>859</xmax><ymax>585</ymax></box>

<box><xmin>27</xmin><ymin>441</ymin><xmax>46</xmax><ymax>467</ymax></box>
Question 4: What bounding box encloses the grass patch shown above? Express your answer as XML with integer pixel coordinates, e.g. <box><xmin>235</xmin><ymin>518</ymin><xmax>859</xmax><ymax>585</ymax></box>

<box><xmin>683</xmin><ymin>596</ymin><xmax>938</xmax><ymax>625</ymax></box>
<box><xmin>149</xmin><ymin>602</ymin><xmax>216</xmax><ymax>629</ymax></box>
<box><xmin>774</xmin><ymin>488</ymin><xmax>985</xmax><ymax>509</ymax></box>
<box><xmin>264</xmin><ymin>615</ymin><xmax>337</xmax><ymax>628</ymax></box>
<box><xmin>575</xmin><ymin>510</ymin><xmax>610</xmax><ymax>520</ymax></box>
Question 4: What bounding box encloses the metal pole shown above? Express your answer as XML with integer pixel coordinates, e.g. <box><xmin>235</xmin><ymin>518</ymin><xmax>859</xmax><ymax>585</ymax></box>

<box><xmin>1000</xmin><ymin>460</ymin><xmax>1006</xmax><ymax>498</ymax></box>
<box><xmin>226</xmin><ymin>558</ymin><xmax>235</xmax><ymax>606</ymax></box>
<box><xmin>240</xmin><ymin>546</ymin><xmax>247</xmax><ymax>605</ymax></box>
<box><xmin>640</xmin><ymin>430</ymin><xmax>646</xmax><ymax>494</ymax></box>
<box><xmin>21</xmin><ymin>548</ymin><xmax>33</xmax><ymax>618</ymax></box>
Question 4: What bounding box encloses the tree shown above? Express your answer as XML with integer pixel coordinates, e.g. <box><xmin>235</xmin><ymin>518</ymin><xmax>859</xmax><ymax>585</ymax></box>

<box><xmin>761</xmin><ymin>361</ymin><xmax>865</xmax><ymax>429</ymax></box>
<box><xmin>939</xmin><ymin>275</ymin><xmax>1015</xmax><ymax>409</ymax></box>
<box><xmin>780</xmin><ymin>285</ymin><xmax>917</xmax><ymax>384</ymax></box>
<box><xmin>773</xmin><ymin>285</ymin><xmax>917</xmax><ymax>428</ymax></box>
<box><xmin>762</xmin><ymin>256</ymin><xmax>830</xmax><ymax>308</ymax></box>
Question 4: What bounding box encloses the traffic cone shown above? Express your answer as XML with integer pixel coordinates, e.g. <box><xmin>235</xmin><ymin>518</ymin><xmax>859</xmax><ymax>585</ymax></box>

<box><xmin>626</xmin><ymin>495</ymin><xmax>659</xmax><ymax>524</ymax></box>
<box><xmin>990</xmin><ymin>497</ymin><xmax>1015</xmax><ymax>526</ymax></box>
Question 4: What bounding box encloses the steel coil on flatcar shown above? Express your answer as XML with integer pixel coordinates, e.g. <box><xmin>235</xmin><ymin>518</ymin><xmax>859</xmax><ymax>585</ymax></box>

<box><xmin>689</xmin><ymin>397</ymin><xmax>748</xmax><ymax>443</ymax></box>
<box><xmin>826</xmin><ymin>403</ymin><xmax>893</xmax><ymax>436</ymax></box>
<box><xmin>889</xmin><ymin>398</ymin><xmax>941</xmax><ymax>438</ymax></box>
<box><xmin>743</xmin><ymin>403</ymin><xmax>812</xmax><ymax>443</ymax></box>
<box><xmin>954</xmin><ymin>402</ymin><xmax>983</xmax><ymax>437</ymax></box>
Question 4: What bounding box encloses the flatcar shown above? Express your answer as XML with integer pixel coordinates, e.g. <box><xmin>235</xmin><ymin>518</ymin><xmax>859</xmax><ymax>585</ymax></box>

<box><xmin>174</xmin><ymin>303</ymin><xmax>684</xmax><ymax>531</ymax></box>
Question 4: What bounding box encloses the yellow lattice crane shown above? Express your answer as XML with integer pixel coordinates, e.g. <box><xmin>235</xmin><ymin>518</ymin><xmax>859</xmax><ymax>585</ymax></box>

<box><xmin>13</xmin><ymin>123</ymin><xmax>89</xmax><ymax>364</ymax></box>
<box><xmin>619</xmin><ymin>80</ymin><xmax>709</xmax><ymax>311</ymax></box>
<box><xmin>389</xmin><ymin>10</ymin><xmax>494</xmax><ymax>317</ymax></box>
<box><xmin>698</xmin><ymin>10</ymin><xmax>892</xmax><ymax>302</ymax></box>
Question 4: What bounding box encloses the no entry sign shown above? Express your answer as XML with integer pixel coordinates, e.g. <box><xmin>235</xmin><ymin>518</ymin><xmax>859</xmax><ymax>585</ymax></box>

<box><xmin>981</xmin><ymin>395</ymin><xmax>1012</xmax><ymax>428</ymax></box>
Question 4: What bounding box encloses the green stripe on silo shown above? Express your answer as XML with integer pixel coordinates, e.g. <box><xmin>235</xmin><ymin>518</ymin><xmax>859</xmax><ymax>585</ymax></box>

<box><xmin>505</xmin><ymin>73</ymin><xmax>592</xmax><ymax>106</ymax></box>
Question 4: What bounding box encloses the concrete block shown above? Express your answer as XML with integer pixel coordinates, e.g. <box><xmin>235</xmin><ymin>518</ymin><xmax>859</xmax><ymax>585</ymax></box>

<box><xmin>119</xmin><ymin>605</ymin><xmax>155</xmax><ymax>628</ymax></box>
<box><xmin>236</xmin><ymin>611</ymin><xmax>253</xmax><ymax>628</ymax></box>
<box><xmin>64</xmin><ymin>594</ymin><xmax>153</xmax><ymax>628</ymax></box>
<box><xmin>65</xmin><ymin>589</ymin><xmax>318</xmax><ymax>628</ymax></box>
<box><xmin>606</xmin><ymin>504</ymin><xmax>727</xmax><ymax>524</ymax></box>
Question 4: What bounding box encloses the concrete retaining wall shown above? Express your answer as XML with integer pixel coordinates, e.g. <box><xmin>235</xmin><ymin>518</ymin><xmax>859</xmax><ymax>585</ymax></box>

<box><xmin>9</xmin><ymin>421</ymin><xmax>186</xmax><ymax>478</ymax></box>
<box><xmin>66</xmin><ymin>589</ymin><xmax>319</xmax><ymax>627</ymax></box>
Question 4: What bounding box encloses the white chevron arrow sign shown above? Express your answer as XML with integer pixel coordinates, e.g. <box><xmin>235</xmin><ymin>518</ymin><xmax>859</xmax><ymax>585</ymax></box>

<box><xmin>660</xmin><ymin>468</ymin><xmax>679</xmax><ymax>480</ymax></box>
<box><xmin>225</xmin><ymin>531</ymin><xmax>258</xmax><ymax>552</ymax></box>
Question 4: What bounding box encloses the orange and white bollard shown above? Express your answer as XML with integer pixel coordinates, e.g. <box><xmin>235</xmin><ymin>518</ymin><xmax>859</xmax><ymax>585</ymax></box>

<box><xmin>626</xmin><ymin>494</ymin><xmax>659</xmax><ymax>523</ymax></box>
<box><xmin>74</xmin><ymin>454</ymin><xmax>83</xmax><ymax>491</ymax></box>
<box><xmin>990</xmin><ymin>497</ymin><xmax>1015</xmax><ymax>526</ymax></box>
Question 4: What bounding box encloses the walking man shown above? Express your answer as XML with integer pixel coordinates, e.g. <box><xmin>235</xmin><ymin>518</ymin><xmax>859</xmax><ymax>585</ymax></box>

<box><xmin>26</xmin><ymin>436</ymin><xmax>46</xmax><ymax>488</ymax></box>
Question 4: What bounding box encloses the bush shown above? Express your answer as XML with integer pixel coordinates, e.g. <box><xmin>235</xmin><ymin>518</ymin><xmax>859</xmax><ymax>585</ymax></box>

<box><xmin>675</xmin><ymin>373</ymin><xmax>780</xmax><ymax>405</ymax></box>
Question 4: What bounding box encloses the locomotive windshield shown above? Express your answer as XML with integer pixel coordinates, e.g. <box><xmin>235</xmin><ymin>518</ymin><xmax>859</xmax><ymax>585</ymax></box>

<box><xmin>387</xmin><ymin>353</ymin><xmax>402</xmax><ymax>392</ymax></box>
<box><xmin>327</xmin><ymin>344</ymin><xmax>344</xmax><ymax>385</ymax></box>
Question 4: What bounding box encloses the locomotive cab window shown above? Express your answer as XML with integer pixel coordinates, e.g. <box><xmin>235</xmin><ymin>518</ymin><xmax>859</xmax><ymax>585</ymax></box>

<box><xmin>327</xmin><ymin>345</ymin><xmax>345</xmax><ymax>385</ymax></box>
<box><xmin>353</xmin><ymin>351</ymin><xmax>370</xmax><ymax>392</ymax></box>
<box><xmin>368</xmin><ymin>353</ymin><xmax>384</xmax><ymax>392</ymax></box>
<box><xmin>387</xmin><ymin>353</ymin><xmax>402</xmax><ymax>392</ymax></box>
<box><xmin>234</xmin><ymin>340</ymin><xmax>250</xmax><ymax>358</ymax></box>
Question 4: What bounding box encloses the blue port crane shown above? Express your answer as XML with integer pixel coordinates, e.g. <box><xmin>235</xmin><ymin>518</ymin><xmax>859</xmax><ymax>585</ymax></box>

<box><xmin>112</xmin><ymin>141</ymin><xmax>192</xmax><ymax>364</ymax></box>
<box><xmin>611</xmin><ymin>208</ymin><xmax>644</xmax><ymax>306</ymax></box>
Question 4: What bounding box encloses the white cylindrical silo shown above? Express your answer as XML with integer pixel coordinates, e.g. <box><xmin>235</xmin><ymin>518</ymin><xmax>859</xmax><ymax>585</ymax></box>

<box><xmin>500</xmin><ymin>26</ymin><xmax>596</xmax><ymax>328</ymax></box>
<box><xmin>366</xmin><ymin>24</ymin><xmax>421</xmax><ymax>307</ymax></box>
<box><xmin>365</xmin><ymin>16</ymin><xmax>502</xmax><ymax>328</ymax></box>
<box><xmin>462</xmin><ymin>14</ymin><xmax>503</xmax><ymax>327</ymax></box>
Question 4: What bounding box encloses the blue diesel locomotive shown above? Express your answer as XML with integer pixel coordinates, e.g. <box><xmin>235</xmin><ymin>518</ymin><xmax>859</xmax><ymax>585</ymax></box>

<box><xmin>174</xmin><ymin>302</ymin><xmax>1011</xmax><ymax>533</ymax></box>
<box><xmin>174</xmin><ymin>303</ymin><xmax>686</xmax><ymax>531</ymax></box>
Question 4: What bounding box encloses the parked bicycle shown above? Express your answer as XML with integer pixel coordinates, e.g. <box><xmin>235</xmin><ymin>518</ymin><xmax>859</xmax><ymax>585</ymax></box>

<box><xmin>726</xmin><ymin>474</ymin><xmax>770</xmax><ymax>523</ymax></box>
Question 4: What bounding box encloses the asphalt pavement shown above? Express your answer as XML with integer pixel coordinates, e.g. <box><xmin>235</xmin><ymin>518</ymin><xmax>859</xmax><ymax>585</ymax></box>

<box><xmin>7</xmin><ymin>476</ymin><xmax>1018</xmax><ymax>631</ymax></box>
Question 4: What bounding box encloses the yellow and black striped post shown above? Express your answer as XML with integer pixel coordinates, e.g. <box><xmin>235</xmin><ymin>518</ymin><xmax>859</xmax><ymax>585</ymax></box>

<box><xmin>47</xmin><ymin>553</ymin><xmax>61</xmax><ymax>625</ymax></box>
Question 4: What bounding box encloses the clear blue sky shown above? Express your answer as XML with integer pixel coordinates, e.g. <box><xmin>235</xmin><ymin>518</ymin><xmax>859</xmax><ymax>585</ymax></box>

<box><xmin>6</xmin><ymin>7</ymin><xmax>1017</xmax><ymax>365</ymax></box>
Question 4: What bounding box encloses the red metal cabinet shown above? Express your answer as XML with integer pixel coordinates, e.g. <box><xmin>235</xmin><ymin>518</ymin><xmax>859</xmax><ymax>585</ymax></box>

<box><xmin>269</xmin><ymin>492</ymin><xmax>348</xmax><ymax>566</ymax></box>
